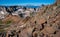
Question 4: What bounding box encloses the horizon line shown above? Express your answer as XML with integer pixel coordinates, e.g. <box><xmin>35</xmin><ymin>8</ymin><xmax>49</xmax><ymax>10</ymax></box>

<box><xmin>0</xmin><ymin>3</ymin><xmax>54</xmax><ymax>6</ymax></box>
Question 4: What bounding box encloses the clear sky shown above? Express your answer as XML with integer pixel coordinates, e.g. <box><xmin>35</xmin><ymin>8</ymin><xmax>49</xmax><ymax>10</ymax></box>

<box><xmin>0</xmin><ymin>0</ymin><xmax>56</xmax><ymax>6</ymax></box>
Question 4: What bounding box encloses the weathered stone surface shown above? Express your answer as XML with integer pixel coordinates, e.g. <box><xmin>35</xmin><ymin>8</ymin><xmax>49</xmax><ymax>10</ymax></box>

<box><xmin>19</xmin><ymin>27</ymin><xmax>33</xmax><ymax>37</ymax></box>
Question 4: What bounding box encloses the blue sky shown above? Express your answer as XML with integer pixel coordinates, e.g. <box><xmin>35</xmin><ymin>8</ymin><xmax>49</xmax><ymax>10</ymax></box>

<box><xmin>0</xmin><ymin>0</ymin><xmax>56</xmax><ymax>6</ymax></box>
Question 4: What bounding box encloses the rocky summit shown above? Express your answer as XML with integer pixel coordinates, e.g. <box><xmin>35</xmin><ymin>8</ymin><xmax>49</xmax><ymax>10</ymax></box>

<box><xmin>0</xmin><ymin>0</ymin><xmax>60</xmax><ymax>37</ymax></box>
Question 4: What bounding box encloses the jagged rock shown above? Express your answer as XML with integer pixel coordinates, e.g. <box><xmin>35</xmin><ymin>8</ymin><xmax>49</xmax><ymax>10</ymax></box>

<box><xmin>0</xmin><ymin>32</ymin><xmax>6</xmax><ymax>37</ymax></box>
<box><xmin>45</xmin><ymin>27</ymin><xmax>56</xmax><ymax>34</ymax></box>
<box><xmin>19</xmin><ymin>27</ymin><xmax>34</xmax><ymax>37</ymax></box>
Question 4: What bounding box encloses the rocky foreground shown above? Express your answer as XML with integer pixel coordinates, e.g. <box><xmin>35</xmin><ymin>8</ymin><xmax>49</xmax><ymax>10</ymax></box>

<box><xmin>0</xmin><ymin>0</ymin><xmax>60</xmax><ymax>37</ymax></box>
